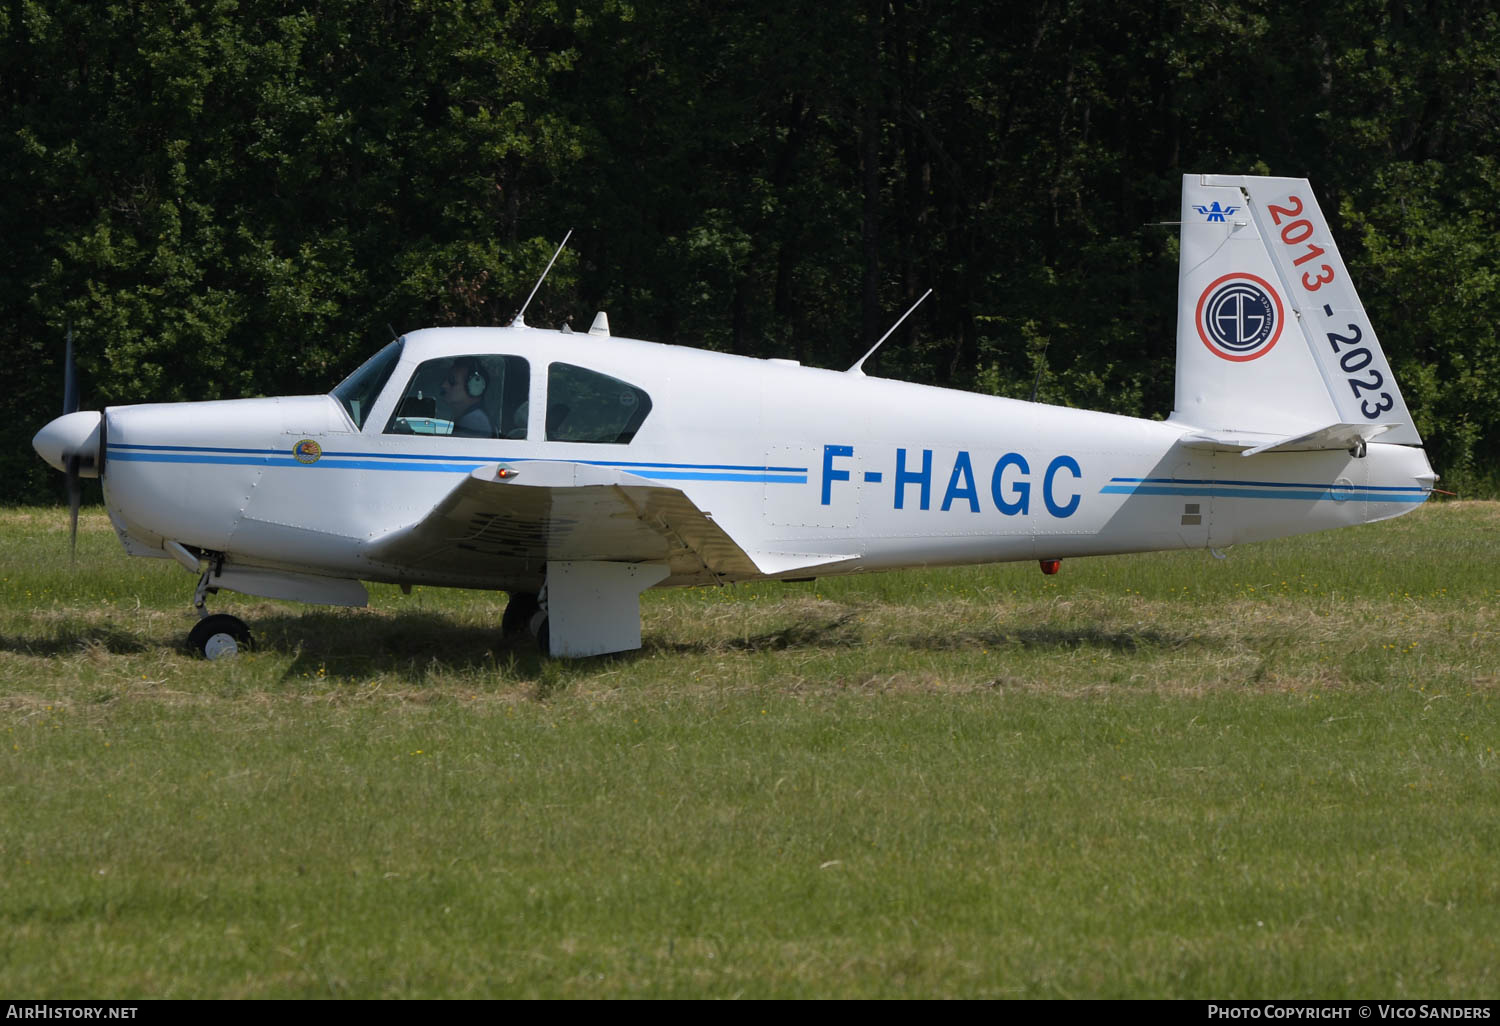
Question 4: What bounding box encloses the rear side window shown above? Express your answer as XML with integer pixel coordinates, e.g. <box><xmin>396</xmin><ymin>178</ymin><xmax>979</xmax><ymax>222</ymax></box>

<box><xmin>545</xmin><ymin>363</ymin><xmax>652</xmax><ymax>444</ymax></box>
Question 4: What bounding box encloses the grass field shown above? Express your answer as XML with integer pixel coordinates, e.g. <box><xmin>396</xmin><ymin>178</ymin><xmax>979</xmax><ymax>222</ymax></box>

<box><xmin>1</xmin><ymin>502</ymin><xmax>1497</xmax><ymax>998</ymax></box>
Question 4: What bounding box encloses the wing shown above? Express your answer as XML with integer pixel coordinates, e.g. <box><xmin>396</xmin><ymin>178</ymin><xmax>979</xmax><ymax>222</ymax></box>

<box><xmin>361</xmin><ymin>460</ymin><xmax>853</xmax><ymax>585</ymax></box>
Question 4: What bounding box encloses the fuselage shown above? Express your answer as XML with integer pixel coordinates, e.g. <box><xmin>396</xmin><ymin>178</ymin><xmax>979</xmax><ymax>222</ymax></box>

<box><xmin>95</xmin><ymin>325</ymin><xmax>1434</xmax><ymax>593</ymax></box>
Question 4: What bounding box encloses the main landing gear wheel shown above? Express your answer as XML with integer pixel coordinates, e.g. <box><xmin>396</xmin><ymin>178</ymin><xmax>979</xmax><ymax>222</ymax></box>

<box><xmin>501</xmin><ymin>592</ymin><xmax>540</xmax><ymax>636</ymax></box>
<box><xmin>188</xmin><ymin>614</ymin><xmax>253</xmax><ymax>660</ymax></box>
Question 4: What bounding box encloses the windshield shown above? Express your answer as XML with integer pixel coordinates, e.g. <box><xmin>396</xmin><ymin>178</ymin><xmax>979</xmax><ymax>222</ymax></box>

<box><xmin>331</xmin><ymin>338</ymin><xmax>404</xmax><ymax>429</ymax></box>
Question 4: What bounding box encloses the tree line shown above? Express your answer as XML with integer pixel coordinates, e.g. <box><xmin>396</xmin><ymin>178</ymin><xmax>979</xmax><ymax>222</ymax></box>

<box><xmin>5</xmin><ymin>0</ymin><xmax>1498</xmax><ymax>502</ymax></box>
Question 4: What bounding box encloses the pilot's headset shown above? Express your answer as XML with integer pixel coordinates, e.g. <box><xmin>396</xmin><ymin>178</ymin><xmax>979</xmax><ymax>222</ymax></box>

<box><xmin>454</xmin><ymin>359</ymin><xmax>488</xmax><ymax>398</ymax></box>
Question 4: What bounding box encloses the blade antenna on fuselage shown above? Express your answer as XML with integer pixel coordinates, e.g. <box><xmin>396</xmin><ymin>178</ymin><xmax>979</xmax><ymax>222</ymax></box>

<box><xmin>512</xmin><ymin>229</ymin><xmax>573</xmax><ymax>328</ymax></box>
<box><xmin>846</xmin><ymin>288</ymin><xmax>933</xmax><ymax>376</ymax></box>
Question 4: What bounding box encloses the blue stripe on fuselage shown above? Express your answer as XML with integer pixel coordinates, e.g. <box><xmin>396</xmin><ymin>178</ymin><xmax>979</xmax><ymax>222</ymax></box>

<box><xmin>1101</xmin><ymin>477</ymin><xmax>1427</xmax><ymax>503</ymax></box>
<box><xmin>105</xmin><ymin>446</ymin><xmax>807</xmax><ymax>483</ymax></box>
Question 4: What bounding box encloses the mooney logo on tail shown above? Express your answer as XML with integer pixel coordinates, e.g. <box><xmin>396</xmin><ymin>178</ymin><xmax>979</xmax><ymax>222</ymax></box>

<box><xmin>1192</xmin><ymin>201</ymin><xmax>1240</xmax><ymax>222</ymax></box>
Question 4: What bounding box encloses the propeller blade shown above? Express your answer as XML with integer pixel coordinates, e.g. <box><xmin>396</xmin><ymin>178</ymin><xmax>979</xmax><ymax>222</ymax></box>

<box><xmin>66</xmin><ymin>452</ymin><xmax>81</xmax><ymax>564</ymax></box>
<box><xmin>63</xmin><ymin>324</ymin><xmax>83</xmax><ymax>562</ymax></box>
<box><xmin>63</xmin><ymin>322</ymin><xmax>79</xmax><ymax>416</ymax></box>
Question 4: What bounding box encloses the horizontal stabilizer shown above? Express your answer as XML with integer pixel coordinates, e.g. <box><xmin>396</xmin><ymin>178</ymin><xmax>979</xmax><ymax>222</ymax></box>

<box><xmin>1179</xmin><ymin>421</ymin><xmax>1400</xmax><ymax>456</ymax></box>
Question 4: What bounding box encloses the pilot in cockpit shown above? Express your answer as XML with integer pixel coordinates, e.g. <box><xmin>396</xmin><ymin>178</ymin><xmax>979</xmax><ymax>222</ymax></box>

<box><xmin>441</xmin><ymin>357</ymin><xmax>495</xmax><ymax>438</ymax></box>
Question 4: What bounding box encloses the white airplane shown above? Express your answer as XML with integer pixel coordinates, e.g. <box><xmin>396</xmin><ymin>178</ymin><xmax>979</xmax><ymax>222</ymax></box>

<box><xmin>34</xmin><ymin>174</ymin><xmax>1436</xmax><ymax>659</ymax></box>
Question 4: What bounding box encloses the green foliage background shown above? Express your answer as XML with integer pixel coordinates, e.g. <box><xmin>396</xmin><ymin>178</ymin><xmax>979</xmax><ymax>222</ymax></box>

<box><xmin>6</xmin><ymin>0</ymin><xmax>1498</xmax><ymax>501</ymax></box>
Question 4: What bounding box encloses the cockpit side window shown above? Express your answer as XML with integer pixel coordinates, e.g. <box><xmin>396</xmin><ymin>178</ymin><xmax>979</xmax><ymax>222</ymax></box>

<box><xmin>545</xmin><ymin>363</ymin><xmax>652</xmax><ymax>444</ymax></box>
<box><xmin>384</xmin><ymin>355</ymin><xmax>531</xmax><ymax>439</ymax></box>
<box><xmin>331</xmin><ymin>338</ymin><xmax>404</xmax><ymax>429</ymax></box>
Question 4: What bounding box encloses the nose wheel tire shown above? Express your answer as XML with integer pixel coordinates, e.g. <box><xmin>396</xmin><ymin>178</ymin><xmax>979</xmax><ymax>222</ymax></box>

<box><xmin>188</xmin><ymin>614</ymin><xmax>253</xmax><ymax>660</ymax></box>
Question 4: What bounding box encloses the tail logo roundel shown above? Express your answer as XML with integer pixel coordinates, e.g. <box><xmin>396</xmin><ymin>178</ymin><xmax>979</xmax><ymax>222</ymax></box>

<box><xmin>1195</xmin><ymin>272</ymin><xmax>1284</xmax><ymax>362</ymax></box>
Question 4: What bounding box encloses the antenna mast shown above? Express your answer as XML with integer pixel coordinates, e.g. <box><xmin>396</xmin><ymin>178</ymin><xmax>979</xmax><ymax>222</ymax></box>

<box><xmin>512</xmin><ymin>229</ymin><xmax>573</xmax><ymax>327</ymax></box>
<box><xmin>847</xmin><ymin>289</ymin><xmax>933</xmax><ymax>375</ymax></box>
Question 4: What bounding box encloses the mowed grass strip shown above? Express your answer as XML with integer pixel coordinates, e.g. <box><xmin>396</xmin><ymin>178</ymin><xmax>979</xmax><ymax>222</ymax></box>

<box><xmin>1</xmin><ymin>503</ymin><xmax>1497</xmax><ymax>997</ymax></box>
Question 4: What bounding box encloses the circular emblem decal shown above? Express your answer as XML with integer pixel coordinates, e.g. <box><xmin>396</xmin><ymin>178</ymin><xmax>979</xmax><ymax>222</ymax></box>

<box><xmin>293</xmin><ymin>439</ymin><xmax>322</xmax><ymax>464</ymax></box>
<box><xmin>1195</xmin><ymin>272</ymin><xmax>1284</xmax><ymax>362</ymax></box>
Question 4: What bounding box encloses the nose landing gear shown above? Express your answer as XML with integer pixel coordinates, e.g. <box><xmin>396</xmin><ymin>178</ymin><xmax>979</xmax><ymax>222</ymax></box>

<box><xmin>187</xmin><ymin>558</ymin><xmax>253</xmax><ymax>659</ymax></box>
<box><xmin>188</xmin><ymin>613</ymin><xmax>253</xmax><ymax>660</ymax></box>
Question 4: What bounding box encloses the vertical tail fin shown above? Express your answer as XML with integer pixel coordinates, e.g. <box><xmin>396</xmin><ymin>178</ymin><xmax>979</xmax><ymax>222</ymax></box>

<box><xmin>1172</xmin><ymin>174</ymin><xmax>1420</xmax><ymax>446</ymax></box>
